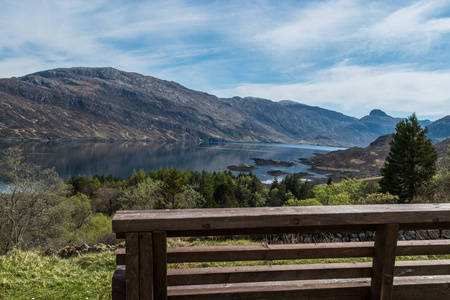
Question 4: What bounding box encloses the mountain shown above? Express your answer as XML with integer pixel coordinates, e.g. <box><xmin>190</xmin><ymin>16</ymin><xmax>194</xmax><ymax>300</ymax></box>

<box><xmin>336</xmin><ymin>110</ymin><xmax>432</xmax><ymax>147</ymax></box>
<box><xmin>427</xmin><ymin>116</ymin><xmax>450</xmax><ymax>143</ymax></box>
<box><xmin>0</xmin><ymin>68</ymin><xmax>290</xmax><ymax>143</ymax></box>
<box><xmin>0</xmin><ymin>67</ymin><xmax>448</xmax><ymax>147</ymax></box>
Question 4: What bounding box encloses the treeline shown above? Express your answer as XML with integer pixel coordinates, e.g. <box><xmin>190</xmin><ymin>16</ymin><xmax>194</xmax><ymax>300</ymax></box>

<box><xmin>66</xmin><ymin>167</ymin><xmax>392</xmax><ymax>217</ymax></box>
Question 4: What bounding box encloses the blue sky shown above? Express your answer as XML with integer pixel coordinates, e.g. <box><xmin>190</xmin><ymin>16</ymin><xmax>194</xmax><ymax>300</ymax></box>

<box><xmin>1</xmin><ymin>0</ymin><xmax>450</xmax><ymax>120</ymax></box>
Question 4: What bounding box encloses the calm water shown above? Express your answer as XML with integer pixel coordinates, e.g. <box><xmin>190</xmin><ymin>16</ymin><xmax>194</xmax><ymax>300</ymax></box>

<box><xmin>0</xmin><ymin>141</ymin><xmax>345</xmax><ymax>183</ymax></box>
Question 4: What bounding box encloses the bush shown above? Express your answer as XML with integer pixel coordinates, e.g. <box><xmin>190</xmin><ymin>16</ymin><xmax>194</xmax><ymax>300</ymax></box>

<box><xmin>285</xmin><ymin>198</ymin><xmax>323</xmax><ymax>206</ymax></box>
<box><xmin>66</xmin><ymin>214</ymin><xmax>117</xmax><ymax>246</ymax></box>
<box><xmin>356</xmin><ymin>193</ymin><xmax>399</xmax><ymax>204</ymax></box>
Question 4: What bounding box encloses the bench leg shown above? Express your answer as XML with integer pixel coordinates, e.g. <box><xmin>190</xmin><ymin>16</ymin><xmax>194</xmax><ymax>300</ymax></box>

<box><xmin>140</xmin><ymin>232</ymin><xmax>154</xmax><ymax>299</ymax></box>
<box><xmin>126</xmin><ymin>233</ymin><xmax>140</xmax><ymax>300</ymax></box>
<box><xmin>153</xmin><ymin>231</ymin><xmax>168</xmax><ymax>300</ymax></box>
<box><xmin>371</xmin><ymin>223</ymin><xmax>399</xmax><ymax>300</ymax></box>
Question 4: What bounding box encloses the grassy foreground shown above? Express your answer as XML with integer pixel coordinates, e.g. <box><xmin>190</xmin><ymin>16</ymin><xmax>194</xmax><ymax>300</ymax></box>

<box><xmin>0</xmin><ymin>249</ymin><xmax>116</xmax><ymax>300</ymax></box>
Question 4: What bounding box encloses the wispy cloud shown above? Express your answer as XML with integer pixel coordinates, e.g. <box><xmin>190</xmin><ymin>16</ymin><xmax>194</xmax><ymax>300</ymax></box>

<box><xmin>214</xmin><ymin>63</ymin><xmax>450</xmax><ymax>119</ymax></box>
<box><xmin>0</xmin><ymin>0</ymin><xmax>449</xmax><ymax>119</ymax></box>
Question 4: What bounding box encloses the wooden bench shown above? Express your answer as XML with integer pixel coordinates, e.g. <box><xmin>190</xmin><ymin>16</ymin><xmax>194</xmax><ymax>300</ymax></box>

<box><xmin>112</xmin><ymin>204</ymin><xmax>450</xmax><ymax>299</ymax></box>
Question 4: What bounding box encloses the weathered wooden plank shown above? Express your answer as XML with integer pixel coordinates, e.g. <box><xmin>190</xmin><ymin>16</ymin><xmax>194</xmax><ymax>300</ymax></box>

<box><xmin>168</xmin><ymin>276</ymin><xmax>450</xmax><ymax>300</ymax></box>
<box><xmin>126</xmin><ymin>233</ymin><xmax>140</xmax><ymax>300</ymax></box>
<box><xmin>167</xmin><ymin>242</ymin><xmax>374</xmax><ymax>263</ymax></box>
<box><xmin>167</xmin><ymin>260</ymin><xmax>450</xmax><ymax>286</ymax></box>
<box><xmin>167</xmin><ymin>276</ymin><xmax>450</xmax><ymax>299</ymax></box>
<box><xmin>116</xmin><ymin>240</ymin><xmax>450</xmax><ymax>267</ymax></box>
<box><xmin>167</xmin><ymin>278</ymin><xmax>371</xmax><ymax>300</ymax></box>
<box><xmin>139</xmin><ymin>232</ymin><xmax>153</xmax><ymax>299</ymax></box>
<box><xmin>399</xmin><ymin>222</ymin><xmax>450</xmax><ymax>231</ymax></box>
<box><xmin>392</xmin><ymin>276</ymin><xmax>450</xmax><ymax>300</ymax></box>
<box><xmin>371</xmin><ymin>223</ymin><xmax>399</xmax><ymax>300</ymax></box>
<box><xmin>396</xmin><ymin>240</ymin><xmax>450</xmax><ymax>256</ymax></box>
<box><xmin>168</xmin><ymin>262</ymin><xmax>372</xmax><ymax>286</ymax></box>
<box><xmin>112</xmin><ymin>204</ymin><xmax>450</xmax><ymax>234</ymax></box>
<box><xmin>394</xmin><ymin>260</ymin><xmax>450</xmax><ymax>276</ymax></box>
<box><xmin>153</xmin><ymin>231</ymin><xmax>168</xmax><ymax>300</ymax></box>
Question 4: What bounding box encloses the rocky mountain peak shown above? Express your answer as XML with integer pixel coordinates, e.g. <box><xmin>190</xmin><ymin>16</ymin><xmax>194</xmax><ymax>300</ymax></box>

<box><xmin>369</xmin><ymin>109</ymin><xmax>389</xmax><ymax>117</ymax></box>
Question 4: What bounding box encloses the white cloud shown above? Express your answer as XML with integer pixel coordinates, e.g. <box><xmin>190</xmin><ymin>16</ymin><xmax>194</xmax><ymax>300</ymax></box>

<box><xmin>0</xmin><ymin>0</ymin><xmax>449</xmax><ymax>121</ymax></box>
<box><xmin>365</xmin><ymin>0</ymin><xmax>450</xmax><ymax>53</ymax></box>
<box><xmin>243</xmin><ymin>0</ymin><xmax>450</xmax><ymax>61</ymax></box>
<box><xmin>213</xmin><ymin>63</ymin><xmax>450</xmax><ymax>119</ymax></box>
<box><xmin>253</xmin><ymin>0</ymin><xmax>374</xmax><ymax>51</ymax></box>
<box><xmin>0</xmin><ymin>0</ymin><xmax>213</xmax><ymax>77</ymax></box>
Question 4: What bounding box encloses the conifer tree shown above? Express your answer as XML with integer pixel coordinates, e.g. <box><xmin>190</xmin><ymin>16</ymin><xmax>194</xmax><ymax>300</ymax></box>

<box><xmin>379</xmin><ymin>114</ymin><xmax>437</xmax><ymax>202</ymax></box>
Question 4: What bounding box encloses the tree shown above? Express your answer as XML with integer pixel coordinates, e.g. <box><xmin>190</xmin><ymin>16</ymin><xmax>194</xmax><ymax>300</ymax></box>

<box><xmin>414</xmin><ymin>145</ymin><xmax>450</xmax><ymax>203</ymax></box>
<box><xmin>162</xmin><ymin>168</ymin><xmax>185</xmax><ymax>207</ymax></box>
<box><xmin>0</xmin><ymin>147</ymin><xmax>67</xmax><ymax>253</ymax></box>
<box><xmin>118</xmin><ymin>177</ymin><xmax>163</xmax><ymax>210</ymax></box>
<box><xmin>214</xmin><ymin>183</ymin><xmax>239</xmax><ymax>208</ymax></box>
<box><xmin>379</xmin><ymin>114</ymin><xmax>437</xmax><ymax>202</ymax></box>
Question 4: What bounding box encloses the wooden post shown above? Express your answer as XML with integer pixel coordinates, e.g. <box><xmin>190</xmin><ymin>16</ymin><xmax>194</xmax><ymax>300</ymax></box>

<box><xmin>370</xmin><ymin>223</ymin><xmax>399</xmax><ymax>300</ymax></box>
<box><xmin>139</xmin><ymin>232</ymin><xmax>154</xmax><ymax>299</ymax></box>
<box><xmin>126</xmin><ymin>233</ymin><xmax>140</xmax><ymax>300</ymax></box>
<box><xmin>153</xmin><ymin>231</ymin><xmax>168</xmax><ymax>300</ymax></box>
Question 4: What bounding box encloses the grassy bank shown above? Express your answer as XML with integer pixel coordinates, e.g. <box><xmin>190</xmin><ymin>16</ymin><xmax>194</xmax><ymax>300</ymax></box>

<box><xmin>0</xmin><ymin>250</ymin><xmax>116</xmax><ymax>300</ymax></box>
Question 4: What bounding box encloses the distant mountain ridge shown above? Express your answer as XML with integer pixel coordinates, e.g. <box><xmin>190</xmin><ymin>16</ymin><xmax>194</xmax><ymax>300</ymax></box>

<box><xmin>0</xmin><ymin>67</ymin><xmax>448</xmax><ymax>147</ymax></box>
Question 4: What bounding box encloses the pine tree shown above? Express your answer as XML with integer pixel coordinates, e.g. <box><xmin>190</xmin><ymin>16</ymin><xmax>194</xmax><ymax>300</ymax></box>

<box><xmin>379</xmin><ymin>114</ymin><xmax>437</xmax><ymax>202</ymax></box>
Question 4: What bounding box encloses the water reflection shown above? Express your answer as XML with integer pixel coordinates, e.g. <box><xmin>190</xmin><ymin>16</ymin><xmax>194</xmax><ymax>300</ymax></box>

<box><xmin>0</xmin><ymin>141</ymin><xmax>345</xmax><ymax>182</ymax></box>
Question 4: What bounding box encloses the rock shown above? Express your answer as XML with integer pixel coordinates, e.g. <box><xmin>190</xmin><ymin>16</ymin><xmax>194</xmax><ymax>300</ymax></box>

<box><xmin>416</xmin><ymin>230</ymin><xmax>429</xmax><ymax>240</ymax></box>
<box><xmin>88</xmin><ymin>247</ymin><xmax>98</xmax><ymax>253</ymax></box>
<box><xmin>358</xmin><ymin>233</ymin><xmax>367</xmax><ymax>241</ymax></box>
<box><xmin>404</xmin><ymin>231</ymin><xmax>415</xmax><ymax>240</ymax></box>
<box><xmin>427</xmin><ymin>230</ymin><xmax>440</xmax><ymax>239</ymax></box>
<box><xmin>442</xmin><ymin>230</ymin><xmax>450</xmax><ymax>239</ymax></box>
<box><xmin>45</xmin><ymin>248</ymin><xmax>56</xmax><ymax>256</ymax></box>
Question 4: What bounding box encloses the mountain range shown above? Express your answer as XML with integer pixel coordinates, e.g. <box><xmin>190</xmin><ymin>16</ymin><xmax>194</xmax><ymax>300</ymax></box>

<box><xmin>0</xmin><ymin>67</ymin><xmax>448</xmax><ymax>147</ymax></box>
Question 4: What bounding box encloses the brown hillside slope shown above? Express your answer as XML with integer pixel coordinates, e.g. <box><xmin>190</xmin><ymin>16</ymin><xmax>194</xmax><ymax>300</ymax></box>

<box><xmin>301</xmin><ymin>135</ymin><xmax>449</xmax><ymax>182</ymax></box>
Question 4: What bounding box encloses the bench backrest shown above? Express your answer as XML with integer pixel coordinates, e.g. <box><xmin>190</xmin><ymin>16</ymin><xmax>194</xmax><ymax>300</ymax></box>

<box><xmin>112</xmin><ymin>204</ymin><xmax>450</xmax><ymax>300</ymax></box>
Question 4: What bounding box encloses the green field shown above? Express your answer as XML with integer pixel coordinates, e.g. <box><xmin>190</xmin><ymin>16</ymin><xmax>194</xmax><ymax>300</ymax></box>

<box><xmin>0</xmin><ymin>250</ymin><xmax>116</xmax><ymax>300</ymax></box>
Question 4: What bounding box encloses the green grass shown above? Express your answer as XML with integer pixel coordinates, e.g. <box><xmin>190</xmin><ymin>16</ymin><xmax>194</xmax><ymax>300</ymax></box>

<box><xmin>0</xmin><ymin>249</ymin><xmax>116</xmax><ymax>300</ymax></box>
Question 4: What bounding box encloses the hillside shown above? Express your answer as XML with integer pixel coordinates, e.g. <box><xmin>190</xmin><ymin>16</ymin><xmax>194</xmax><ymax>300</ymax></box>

<box><xmin>0</xmin><ymin>67</ymin><xmax>448</xmax><ymax>147</ymax></box>
<box><xmin>427</xmin><ymin>116</ymin><xmax>450</xmax><ymax>143</ymax></box>
<box><xmin>301</xmin><ymin>135</ymin><xmax>450</xmax><ymax>182</ymax></box>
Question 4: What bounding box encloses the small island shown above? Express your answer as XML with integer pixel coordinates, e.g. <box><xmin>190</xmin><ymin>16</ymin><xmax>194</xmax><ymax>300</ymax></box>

<box><xmin>266</xmin><ymin>170</ymin><xmax>290</xmax><ymax>176</ymax></box>
<box><xmin>227</xmin><ymin>164</ymin><xmax>258</xmax><ymax>172</ymax></box>
<box><xmin>251</xmin><ymin>158</ymin><xmax>296</xmax><ymax>167</ymax></box>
